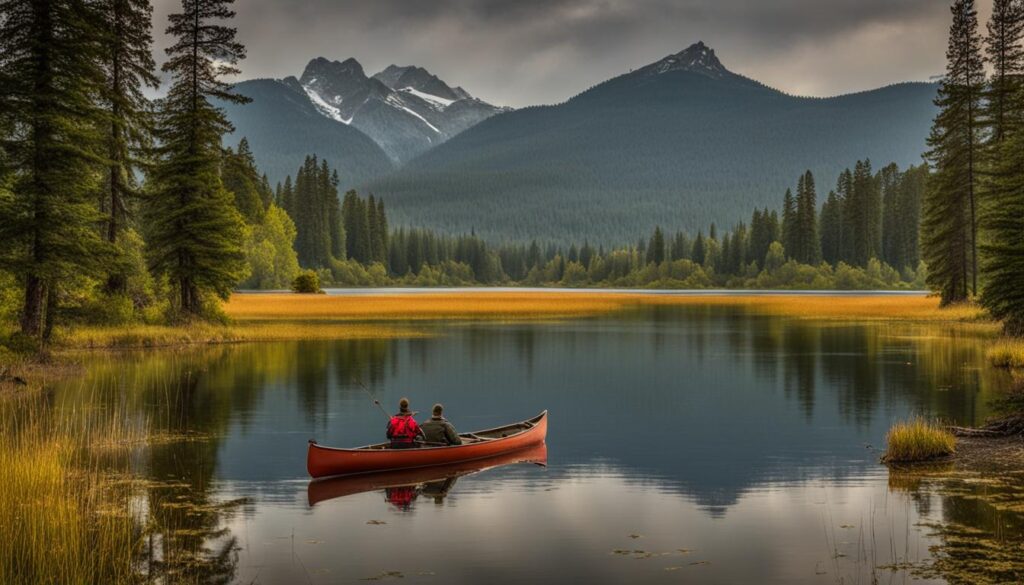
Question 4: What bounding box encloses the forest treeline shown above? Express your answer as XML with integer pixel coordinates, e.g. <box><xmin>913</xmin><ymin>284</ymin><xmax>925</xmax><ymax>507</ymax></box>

<box><xmin>276</xmin><ymin>159</ymin><xmax>927</xmax><ymax>291</ymax></box>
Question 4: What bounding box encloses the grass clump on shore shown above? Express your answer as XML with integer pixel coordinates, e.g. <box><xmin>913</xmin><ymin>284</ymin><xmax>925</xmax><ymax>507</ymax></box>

<box><xmin>987</xmin><ymin>339</ymin><xmax>1024</xmax><ymax>369</ymax></box>
<box><xmin>882</xmin><ymin>417</ymin><xmax>957</xmax><ymax>464</ymax></box>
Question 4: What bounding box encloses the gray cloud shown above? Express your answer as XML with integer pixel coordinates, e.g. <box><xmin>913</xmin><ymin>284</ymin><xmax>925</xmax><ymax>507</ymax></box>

<box><xmin>151</xmin><ymin>0</ymin><xmax>984</xmax><ymax>107</ymax></box>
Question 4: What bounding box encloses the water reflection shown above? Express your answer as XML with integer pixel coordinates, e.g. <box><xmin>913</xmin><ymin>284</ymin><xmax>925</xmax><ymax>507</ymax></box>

<box><xmin>49</xmin><ymin>305</ymin><xmax>1015</xmax><ymax>583</ymax></box>
<box><xmin>307</xmin><ymin>444</ymin><xmax>548</xmax><ymax>507</ymax></box>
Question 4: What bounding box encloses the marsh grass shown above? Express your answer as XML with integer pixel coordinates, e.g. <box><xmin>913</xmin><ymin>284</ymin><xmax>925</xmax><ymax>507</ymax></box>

<box><xmin>0</xmin><ymin>403</ymin><xmax>143</xmax><ymax>584</ymax></box>
<box><xmin>987</xmin><ymin>339</ymin><xmax>1024</xmax><ymax>369</ymax></box>
<box><xmin>225</xmin><ymin>292</ymin><xmax>989</xmax><ymax>324</ymax></box>
<box><xmin>62</xmin><ymin>321</ymin><xmax>426</xmax><ymax>349</ymax></box>
<box><xmin>883</xmin><ymin>417</ymin><xmax>957</xmax><ymax>464</ymax></box>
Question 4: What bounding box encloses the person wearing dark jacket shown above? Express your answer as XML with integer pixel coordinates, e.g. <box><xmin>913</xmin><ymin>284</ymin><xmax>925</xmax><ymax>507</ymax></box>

<box><xmin>420</xmin><ymin>403</ymin><xmax>463</xmax><ymax>446</ymax></box>
<box><xmin>386</xmin><ymin>398</ymin><xmax>424</xmax><ymax>449</ymax></box>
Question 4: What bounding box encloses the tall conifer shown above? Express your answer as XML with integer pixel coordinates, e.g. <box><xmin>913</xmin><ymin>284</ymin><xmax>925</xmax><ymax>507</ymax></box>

<box><xmin>0</xmin><ymin>0</ymin><xmax>110</xmax><ymax>338</ymax></box>
<box><xmin>923</xmin><ymin>0</ymin><xmax>985</xmax><ymax>303</ymax></box>
<box><xmin>145</xmin><ymin>0</ymin><xmax>250</xmax><ymax>316</ymax></box>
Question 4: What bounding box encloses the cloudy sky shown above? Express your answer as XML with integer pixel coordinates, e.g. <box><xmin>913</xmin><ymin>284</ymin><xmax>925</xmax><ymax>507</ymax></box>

<box><xmin>151</xmin><ymin>0</ymin><xmax>985</xmax><ymax>107</ymax></box>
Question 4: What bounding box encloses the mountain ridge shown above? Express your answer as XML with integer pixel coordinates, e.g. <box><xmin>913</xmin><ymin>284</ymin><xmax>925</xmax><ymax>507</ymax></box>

<box><xmin>363</xmin><ymin>41</ymin><xmax>937</xmax><ymax>244</ymax></box>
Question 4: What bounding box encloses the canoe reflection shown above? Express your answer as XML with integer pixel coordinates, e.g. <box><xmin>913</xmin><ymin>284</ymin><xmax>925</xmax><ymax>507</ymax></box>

<box><xmin>307</xmin><ymin>443</ymin><xmax>548</xmax><ymax>507</ymax></box>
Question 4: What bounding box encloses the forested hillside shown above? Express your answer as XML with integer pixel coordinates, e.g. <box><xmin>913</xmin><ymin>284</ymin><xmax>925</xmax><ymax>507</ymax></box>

<box><xmin>367</xmin><ymin>43</ymin><xmax>937</xmax><ymax>244</ymax></box>
<box><xmin>220</xmin><ymin>78</ymin><xmax>394</xmax><ymax>190</ymax></box>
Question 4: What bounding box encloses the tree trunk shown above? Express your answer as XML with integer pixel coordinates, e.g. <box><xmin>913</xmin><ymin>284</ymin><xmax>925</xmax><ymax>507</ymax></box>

<box><xmin>20</xmin><ymin>275</ymin><xmax>47</xmax><ymax>339</ymax></box>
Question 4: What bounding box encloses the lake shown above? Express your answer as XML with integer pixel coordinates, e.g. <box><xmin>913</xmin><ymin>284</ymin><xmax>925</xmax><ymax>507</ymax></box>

<box><xmin>50</xmin><ymin>303</ymin><xmax>1019</xmax><ymax>584</ymax></box>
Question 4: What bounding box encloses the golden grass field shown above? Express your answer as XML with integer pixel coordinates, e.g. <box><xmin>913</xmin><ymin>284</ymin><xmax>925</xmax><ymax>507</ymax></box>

<box><xmin>223</xmin><ymin>291</ymin><xmax>988</xmax><ymax>324</ymax></box>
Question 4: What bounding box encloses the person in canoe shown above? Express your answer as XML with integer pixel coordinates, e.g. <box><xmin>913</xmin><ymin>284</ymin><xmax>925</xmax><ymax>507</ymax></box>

<box><xmin>386</xmin><ymin>397</ymin><xmax>424</xmax><ymax>449</ymax></box>
<box><xmin>420</xmin><ymin>403</ymin><xmax>463</xmax><ymax>446</ymax></box>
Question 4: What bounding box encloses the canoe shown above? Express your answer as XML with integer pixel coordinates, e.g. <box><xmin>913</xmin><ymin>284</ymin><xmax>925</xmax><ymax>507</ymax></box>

<box><xmin>306</xmin><ymin>410</ymin><xmax>547</xmax><ymax>479</ymax></box>
<box><xmin>307</xmin><ymin>442</ymin><xmax>548</xmax><ymax>506</ymax></box>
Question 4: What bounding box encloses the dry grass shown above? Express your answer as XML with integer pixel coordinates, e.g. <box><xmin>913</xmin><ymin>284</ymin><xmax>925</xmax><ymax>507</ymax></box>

<box><xmin>883</xmin><ymin>417</ymin><xmax>957</xmax><ymax>464</ymax></box>
<box><xmin>987</xmin><ymin>338</ymin><xmax>1024</xmax><ymax>369</ymax></box>
<box><xmin>62</xmin><ymin>320</ymin><xmax>426</xmax><ymax>349</ymax></box>
<box><xmin>225</xmin><ymin>292</ymin><xmax>988</xmax><ymax>324</ymax></box>
<box><xmin>223</xmin><ymin>292</ymin><xmax>630</xmax><ymax>321</ymax></box>
<box><xmin>0</xmin><ymin>405</ymin><xmax>141</xmax><ymax>584</ymax></box>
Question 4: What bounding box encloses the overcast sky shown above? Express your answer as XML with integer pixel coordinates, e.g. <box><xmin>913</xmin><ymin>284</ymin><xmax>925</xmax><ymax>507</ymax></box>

<box><xmin>151</xmin><ymin>0</ymin><xmax>986</xmax><ymax>107</ymax></box>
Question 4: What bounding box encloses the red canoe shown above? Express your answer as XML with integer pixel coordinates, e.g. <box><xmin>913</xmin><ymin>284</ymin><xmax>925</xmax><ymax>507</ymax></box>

<box><xmin>307</xmin><ymin>442</ymin><xmax>548</xmax><ymax>506</ymax></box>
<box><xmin>306</xmin><ymin>411</ymin><xmax>548</xmax><ymax>479</ymax></box>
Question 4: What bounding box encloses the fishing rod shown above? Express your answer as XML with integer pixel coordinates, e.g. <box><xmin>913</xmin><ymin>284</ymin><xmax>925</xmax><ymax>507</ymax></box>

<box><xmin>353</xmin><ymin>377</ymin><xmax>391</xmax><ymax>421</ymax></box>
<box><xmin>352</xmin><ymin>377</ymin><xmax>447</xmax><ymax>447</ymax></box>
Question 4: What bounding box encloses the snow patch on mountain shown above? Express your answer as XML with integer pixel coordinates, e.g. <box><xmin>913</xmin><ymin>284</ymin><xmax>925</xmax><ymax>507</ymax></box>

<box><xmin>302</xmin><ymin>83</ymin><xmax>352</xmax><ymax>124</ymax></box>
<box><xmin>399</xmin><ymin>86</ymin><xmax>455</xmax><ymax>108</ymax></box>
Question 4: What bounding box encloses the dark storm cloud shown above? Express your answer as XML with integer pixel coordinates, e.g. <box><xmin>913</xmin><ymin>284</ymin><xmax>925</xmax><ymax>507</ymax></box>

<box><xmin>151</xmin><ymin>0</ymin><xmax>973</xmax><ymax>106</ymax></box>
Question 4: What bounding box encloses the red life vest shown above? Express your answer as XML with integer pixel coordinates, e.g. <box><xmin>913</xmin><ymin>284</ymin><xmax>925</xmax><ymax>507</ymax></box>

<box><xmin>387</xmin><ymin>414</ymin><xmax>420</xmax><ymax>443</ymax></box>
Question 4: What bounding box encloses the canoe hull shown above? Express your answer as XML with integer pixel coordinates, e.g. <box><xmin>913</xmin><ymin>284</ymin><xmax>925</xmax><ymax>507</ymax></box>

<box><xmin>307</xmin><ymin>442</ymin><xmax>548</xmax><ymax>506</ymax></box>
<box><xmin>306</xmin><ymin>411</ymin><xmax>548</xmax><ymax>479</ymax></box>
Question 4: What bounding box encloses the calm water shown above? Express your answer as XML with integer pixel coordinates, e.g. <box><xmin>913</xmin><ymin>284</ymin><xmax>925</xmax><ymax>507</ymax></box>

<box><xmin>52</xmin><ymin>305</ymin><xmax>1019</xmax><ymax>583</ymax></box>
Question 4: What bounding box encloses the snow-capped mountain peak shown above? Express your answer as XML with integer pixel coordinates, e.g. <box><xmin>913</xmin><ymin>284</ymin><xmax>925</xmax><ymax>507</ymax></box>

<box><xmin>295</xmin><ymin>57</ymin><xmax>508</xmax><ymax>163</ymax></box>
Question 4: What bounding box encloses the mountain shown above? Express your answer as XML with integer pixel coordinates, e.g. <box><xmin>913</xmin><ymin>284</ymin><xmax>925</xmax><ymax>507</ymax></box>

<box><xmin>298</xmin><ymin>58</ymin><xmax>508</xmax><ymax>163</ymax></box>
<box><xmin>366</xmin><ymin>42</ymin><xmax>938</xmax><ymax>245</ymax></box>
<box><xmin>221</xmin><ymin>78</ymin><xmax>394</xmax><ymax>189</ymax></box>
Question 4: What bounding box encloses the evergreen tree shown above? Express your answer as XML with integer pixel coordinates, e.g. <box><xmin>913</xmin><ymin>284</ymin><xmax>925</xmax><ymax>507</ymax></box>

<box><xmin>847</xmin><ymin>159</ymin><xmax>882</xmax><ymax>266</ymax></box>
<box><xmin>145</xmin><ymin>0</ymin><xmax>250</xmax><ymax>315</ymax></box>
<box><xmin>375</xmin><ymin>197</ymin><xmax>389</xmax><ymax>268</ymax></box>
<box><xmin>794</xmin><ymin>170</ymin><xmax>821</xmax><ymax>264</ymax></box>
<box><xmin>984</xmin><ymin>0</ymin><xmax>1024</xmax><ymax>143</ymax></box>
<box><xmin>0</xmin><ymin>0</ymin><xmax>111</xmax><ymax>338</ymax></box>
<box><xmin>222</xmin><ymin>137</ymin><xmax>266</xmax><ymax>224</ymax></box>
<box><xmin>692</xmin><ymin>231</ymin><xmax>706</xmax><ymax>265</ymax></box>
<box><xmin>646</xmin><ymin>226</ymin><xmax>665</xmax><ymax>265</ymax></box>
<box><xmin>97</xmin><ymin>0</ymin><xmax>159</xmax><ymax>292</ymax></box>
<box><xmin>819</xmin><ymin>191</ymin><xmax>843</xmax><ymax>266</ymax></box>
<box><xmin>781</xmin><ymin>189</ymin><xmax>797</xmax><ymax>259</ymax></box>
<box><xmin>923</xmin><ymin>0</ymin><xmax>985</xmax><ymax>303</ymax></box>
<box><xmin>834</xmin><ymin>168</ymin><xmax>854</xmax><ymax>263</ymax></box>
<box><xmin>279</xmin><ymin>175</ymin><xmax>293</xmax><ymax>214</ymax></box>
<box><xmin>879</xmin><ymin>163</ymin><xmax>902</xmax><ymax>268</ymax></box>
<box><xmin>748</xmin><ymin>208</ymin><xmax>775</xmax><ymax>270</ymax></box>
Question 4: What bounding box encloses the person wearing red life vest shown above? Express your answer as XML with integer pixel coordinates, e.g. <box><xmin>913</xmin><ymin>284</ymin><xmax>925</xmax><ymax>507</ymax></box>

<box><xmin>386</xmin><ymin>397</ymin><xmax>424</xmax><ymax>449</ymax></box>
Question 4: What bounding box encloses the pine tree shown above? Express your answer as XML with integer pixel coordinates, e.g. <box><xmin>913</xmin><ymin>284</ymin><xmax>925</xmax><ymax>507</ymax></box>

<box><xmin>879</xmin><ymin>163</ymin><xmax>902</xmax><ymax>268</ymax></box>
<box><xmin>376</xmin><ymin>197</ymin><xmax>388</xmax><ymax>264</ymax></box>
<box><xmin>692</xmin><ymin>231</ymin><xmax>706</xmax><ymax>265</ymax></box>
<box><xmin>923</xmin><ymin>0</ymin><xmax>985</xmax><ymax>303</ymax></box>
<box><xmin>145</xmin><ymin>0</ymin><xmax>250</xmax><ymax>316</ymax></box>
<box><xmin>97</xmin><ymin>0</ymin><xmax>159</xmax><ymax>292</ymax></box>
<box><xmin>646</xmin><ymin>226</ymin><xmax>665</xmax><ymax>265</ymax></box>
<box><xmin>819</xmin><ymin>191</ymin><xmax>843</xmax><ymax>266</ymax></box>
<box><xmin>984</xmin><ymin>0</ymin><xmax>1024</xmax><ymax>143</ymax></box>
<box><xmin>834</xmin><ymin>169</ymin><xmax>854</xmax><ymax>264</ymax></box>
<box><xmin>781</xmin><ymin>189</ymin><xmax>797</xmax><ymax>259</ymax></box>
<box><xmin>222</xmin><ymin>137</ymin><xmax>266</xmax><ymax>224</ymax></box>
<box><xmin>0</xmin><ymin>0</ymin><xmax>111</xmax><ymax>338</ymax></box>
<box><xmin>279</xmin><ymin>175</ymin><xmax>294</xmax><ymax>214</ymax></box>
<box><xmin>847</xmin><ymin>159</ymin><xmax>882</xmax><ymax>266</ymax></box>
<box><xmin>794</xmin><ymin>170</ymin><xmax>821</xmax><ymax>264</ymax></box>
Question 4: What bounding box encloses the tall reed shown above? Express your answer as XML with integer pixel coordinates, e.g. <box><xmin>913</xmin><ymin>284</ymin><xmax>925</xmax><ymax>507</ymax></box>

<box><xmin>0</xmin><ymin>399</ymin><xmax>143</xmax><ymax>584</ymax></box>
